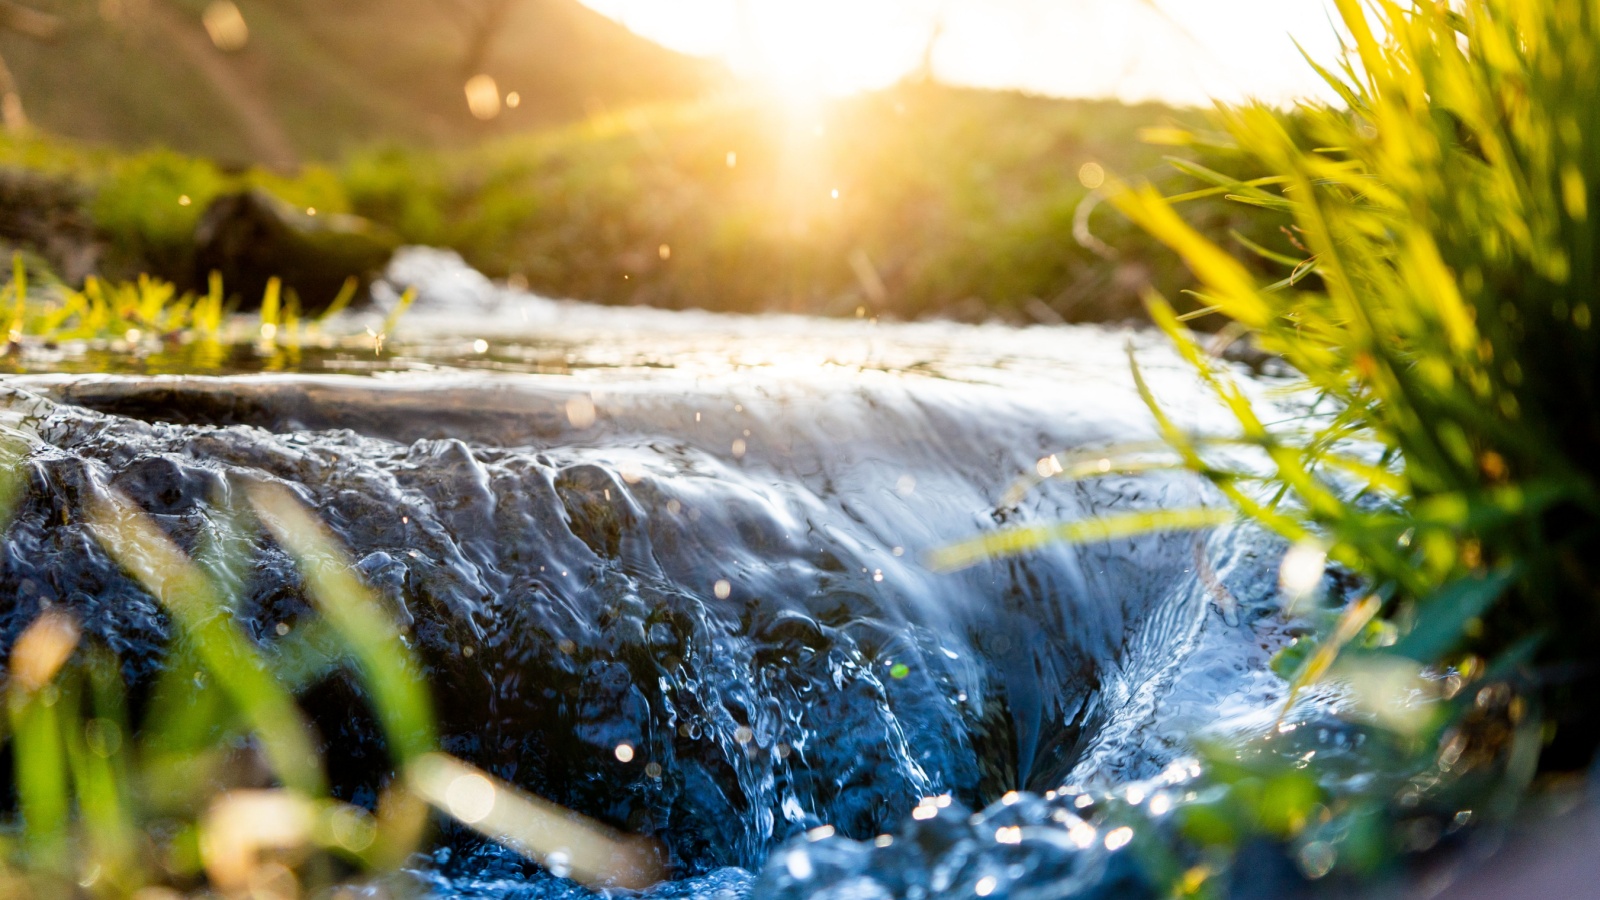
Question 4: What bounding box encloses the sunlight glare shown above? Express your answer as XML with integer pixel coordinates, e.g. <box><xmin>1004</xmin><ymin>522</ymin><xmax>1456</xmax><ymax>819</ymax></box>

<box><xmin>581</xmin><ymin>0</ymin><xmax>1343</xmax><ymax>106</ymax></box>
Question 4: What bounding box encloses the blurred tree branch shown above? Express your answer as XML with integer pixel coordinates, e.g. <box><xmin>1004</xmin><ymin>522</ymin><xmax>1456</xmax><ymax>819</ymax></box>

<box><xmin>0</xmin><ymin>0</ymin><xmax>60</xmax><ymax>131</ymax></box>
<box><xmin>437</xmin><ymin>0</ymin><xmax>521</xmax><ymax>76</ymax></box>
<box><xmin>0</xmin><ymin>0</ymin><xmax>60</xmax><ymax>41</ymax></box>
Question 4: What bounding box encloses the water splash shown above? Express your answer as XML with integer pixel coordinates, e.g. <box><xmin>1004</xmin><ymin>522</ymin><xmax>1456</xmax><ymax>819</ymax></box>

<box><xmin>0</xmin><ymin>249</ymin><xmax>1310</xmax><ymax>897</ymax></box>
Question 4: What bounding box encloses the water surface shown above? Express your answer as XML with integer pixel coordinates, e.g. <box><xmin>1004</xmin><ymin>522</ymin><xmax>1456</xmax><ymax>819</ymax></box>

<box><xmin>0</xmin><ymin>249</ymin><xmax>1311</xmax><ymax>898</ymax></box>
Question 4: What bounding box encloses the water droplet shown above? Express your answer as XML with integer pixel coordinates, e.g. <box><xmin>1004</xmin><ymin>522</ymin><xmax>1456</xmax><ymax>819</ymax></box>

<box><xmin>202</xmin><ymin>0</ymin><xmax>249</xmax><ymax>50</ymax></box>
<box><xmin>890</xmin><ymin>662</ymin><xmax>910</xmax><ymax>679</ymax></box>
<box><xmin>614</xmin><ymin>743</ymin><xmax>635</xmax><ymax>763</ymax></box>
<box><xmin>713</xmin><ymin>579</ymin><xmax>732</xmax><ymax>599</ymax></box>
<box><xmin>873</xmin><ymin>834</ymin><xmax>893</xmax><ymax>848</ymax></box>
<box><xmin>994</xmin><ymin>826</ymin><xmax>1022</xmax><ymax>844</ymax></box>
<box><xmin>1278</xmin><ymin>542</ymin><xmax>1327</xmax><ymax>602</ymax></box>
<box><xmin>896</xmin><ymin>474</ymin><xmax>916</xmax><ymax>496</ymax></box>
<box><xmin>731</xmin><ymin>438</ymin><xmax>747</xmax><ymax>459</ymax></box>
<box><xmin>565</xmin><ymin>395</ymin><xmax>597</xmax><ymax>429</ymax></box>
<box><xmin>1104</xmin><ymin>826</ymin><xmax>1134</xmax><ymax>851</ymax></box>
<box><xmin>472</xmin><ymin>339</ymin><xmax>488</xmax><ymax>354</ymax></box>
<box><xmin>645</xmin><ymin>762</ymin><xmax>662</xmax><ymax>779</ymax></box>
<box><xmin>734</xmin><ymin>725</ymin><xmax>754</xmax><ymax>745</ymax></box>
<box><xmin>275</xmin><ymin>622</ymin><xmax>290</xmax><ymax>636</ymax></box>
<box><xmin>445</xmin><ymin>773</ymin><xmax>496</xmax><ymax>824</ymax></box>
<box><xmin>545</xmin><ymin>849</ymin><xmax>572</xmax><ymax>878</ymax></box>
<box><xmin>464</xmin><ymin>73</ymin><xmax>502</xmax><ymax>120</ymax></box>
<box><xmin>975</xmin><ymin>875</ymin><xmax>998</xmax><ymax>896</ymax></box>
<box><xmin>806</xmin><ymin>825</ymin><xmax>835</xmax><ymax>841</ymax></box>
<box><xmin>785</xmin><ymin>850</ymin><xmax>813</xmax><ymax>880</ymax></box>
<box><xmin>1298</xmin><ymin>841</ymin><xmax>1335</xmax><ymax>879</ymax></box>
<box><xmin>1068</xmin><ymin>820</ymin><xmax>1097</xmax><ymax>848</ymax></box>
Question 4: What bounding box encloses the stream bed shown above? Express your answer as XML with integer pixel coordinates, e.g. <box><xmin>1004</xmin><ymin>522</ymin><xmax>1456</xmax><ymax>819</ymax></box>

<box><xmin>0</xmin><ymin>249</ymin><xmax>1342</xmax><ymax>898</ymax></box>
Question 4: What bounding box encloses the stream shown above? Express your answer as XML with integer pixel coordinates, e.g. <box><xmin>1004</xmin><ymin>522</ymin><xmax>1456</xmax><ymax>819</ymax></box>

<box><xmin>0</xmin><ymin>249</ymin><xmax>1329</xmax><ymax>898</ymax></box>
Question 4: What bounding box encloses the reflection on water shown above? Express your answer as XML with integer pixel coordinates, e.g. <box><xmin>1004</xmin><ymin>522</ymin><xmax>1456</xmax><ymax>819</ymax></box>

<box><xmin>0</xmin><ymin>248</ymin><xmax>1317</xmax><ymax>898</ymax></box>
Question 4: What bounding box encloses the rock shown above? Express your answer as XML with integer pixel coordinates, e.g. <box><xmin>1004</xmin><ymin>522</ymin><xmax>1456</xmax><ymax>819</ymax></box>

<box><xmin>192</xmin><ymin>188</ymin><xmax>398</xmax><ymax>312</ymax></box>
<box><xmin>0</xmin><ymin>167</ymin><xmax>103</xmax><ymax>283</ymax></box>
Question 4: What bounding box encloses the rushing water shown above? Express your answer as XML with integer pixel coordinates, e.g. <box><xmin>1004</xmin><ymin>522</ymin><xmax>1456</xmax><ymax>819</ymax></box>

<box><xmin>0</xmin><ymin>249</ymin><xmax>1320</xmax><ymax>898</ymax></box>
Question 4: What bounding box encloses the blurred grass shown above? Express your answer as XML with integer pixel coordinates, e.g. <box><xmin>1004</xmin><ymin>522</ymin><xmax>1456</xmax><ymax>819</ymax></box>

<box><xmin>1</xmin><ymin>83</ymin><xmax>1289</xmax><ymax>323</ymax></box>
<box><xmin>0</xmin><ymin>472</ymin><xmax>428</xmax><ymax>896</ymax></box>
<box><xmin>0</xmin><ymin>448</ymin><xmax>652</xmax><ymax>896</ymax></box>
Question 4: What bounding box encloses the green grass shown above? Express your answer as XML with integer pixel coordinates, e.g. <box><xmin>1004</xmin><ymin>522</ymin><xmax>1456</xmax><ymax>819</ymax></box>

<box><xmin>1114</xmin><ymin>0</ymin><xmax>1600</xmax><ymax>766</ymax></box>
<box><xmin>933</xmin><ymin>0</ymin><xmax>1600</xmax><ymax>890</ymax></box>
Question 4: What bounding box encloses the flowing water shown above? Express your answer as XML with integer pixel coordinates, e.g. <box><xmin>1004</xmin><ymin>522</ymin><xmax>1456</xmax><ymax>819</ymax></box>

<box><xmin>0</xmin><ymin>249</ymin><xmax>1326</xmax><ymax>898</ymax></box>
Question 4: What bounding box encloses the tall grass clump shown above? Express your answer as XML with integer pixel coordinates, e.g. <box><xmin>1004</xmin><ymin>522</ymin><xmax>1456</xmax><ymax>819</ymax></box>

<box><xmin>1113</xmin><ymin>0</ymin><xmax>1600</xmax><ymax>768</ymax></box>
<box><xmin>942</xmin><ymin>0</ymin><xmax>1600</xmax><ymax>887</ymax></box>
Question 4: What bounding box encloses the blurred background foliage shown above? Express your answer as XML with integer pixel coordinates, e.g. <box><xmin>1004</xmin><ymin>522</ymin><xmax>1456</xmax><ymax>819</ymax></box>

<box><xmin>0</xmin><ymin>0</ymin><xmax>719</xmax><ymax>165</ymax></box>
<box><xmin>0</xmin><ymin>83</ymin><xmax>1293</xmax><ymax>323</ymax></box>
<box><xmin>0</xmin><ymin>0</ymin><xmax>1298</xmax><ymax>323</ymax></box>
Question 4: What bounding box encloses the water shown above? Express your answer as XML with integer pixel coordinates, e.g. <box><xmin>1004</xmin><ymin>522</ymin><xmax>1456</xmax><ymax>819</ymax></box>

<box><xmin>0</xmin><ymin>249</ymin><xmax>1317</xmax><ymax>897</ymax></box>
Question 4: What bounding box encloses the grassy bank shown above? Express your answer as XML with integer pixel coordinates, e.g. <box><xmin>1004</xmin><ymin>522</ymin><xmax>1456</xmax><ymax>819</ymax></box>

<box><xmin>1</xmin><ymin>83</ymin><xmax>1287</xmax><ymax>323</ymax></box>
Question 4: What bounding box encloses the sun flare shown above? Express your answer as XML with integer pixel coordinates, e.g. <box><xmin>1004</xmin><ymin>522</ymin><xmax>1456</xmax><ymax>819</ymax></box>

<box><xmin>581</xmin><ymin>0</ymin><xmax>942</xmax><ymax>101</ymax></box>
<box><xmin>580</xmin><ymin>0</ymin><xmax>1345</xmax><ymax>106</ymax></box>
